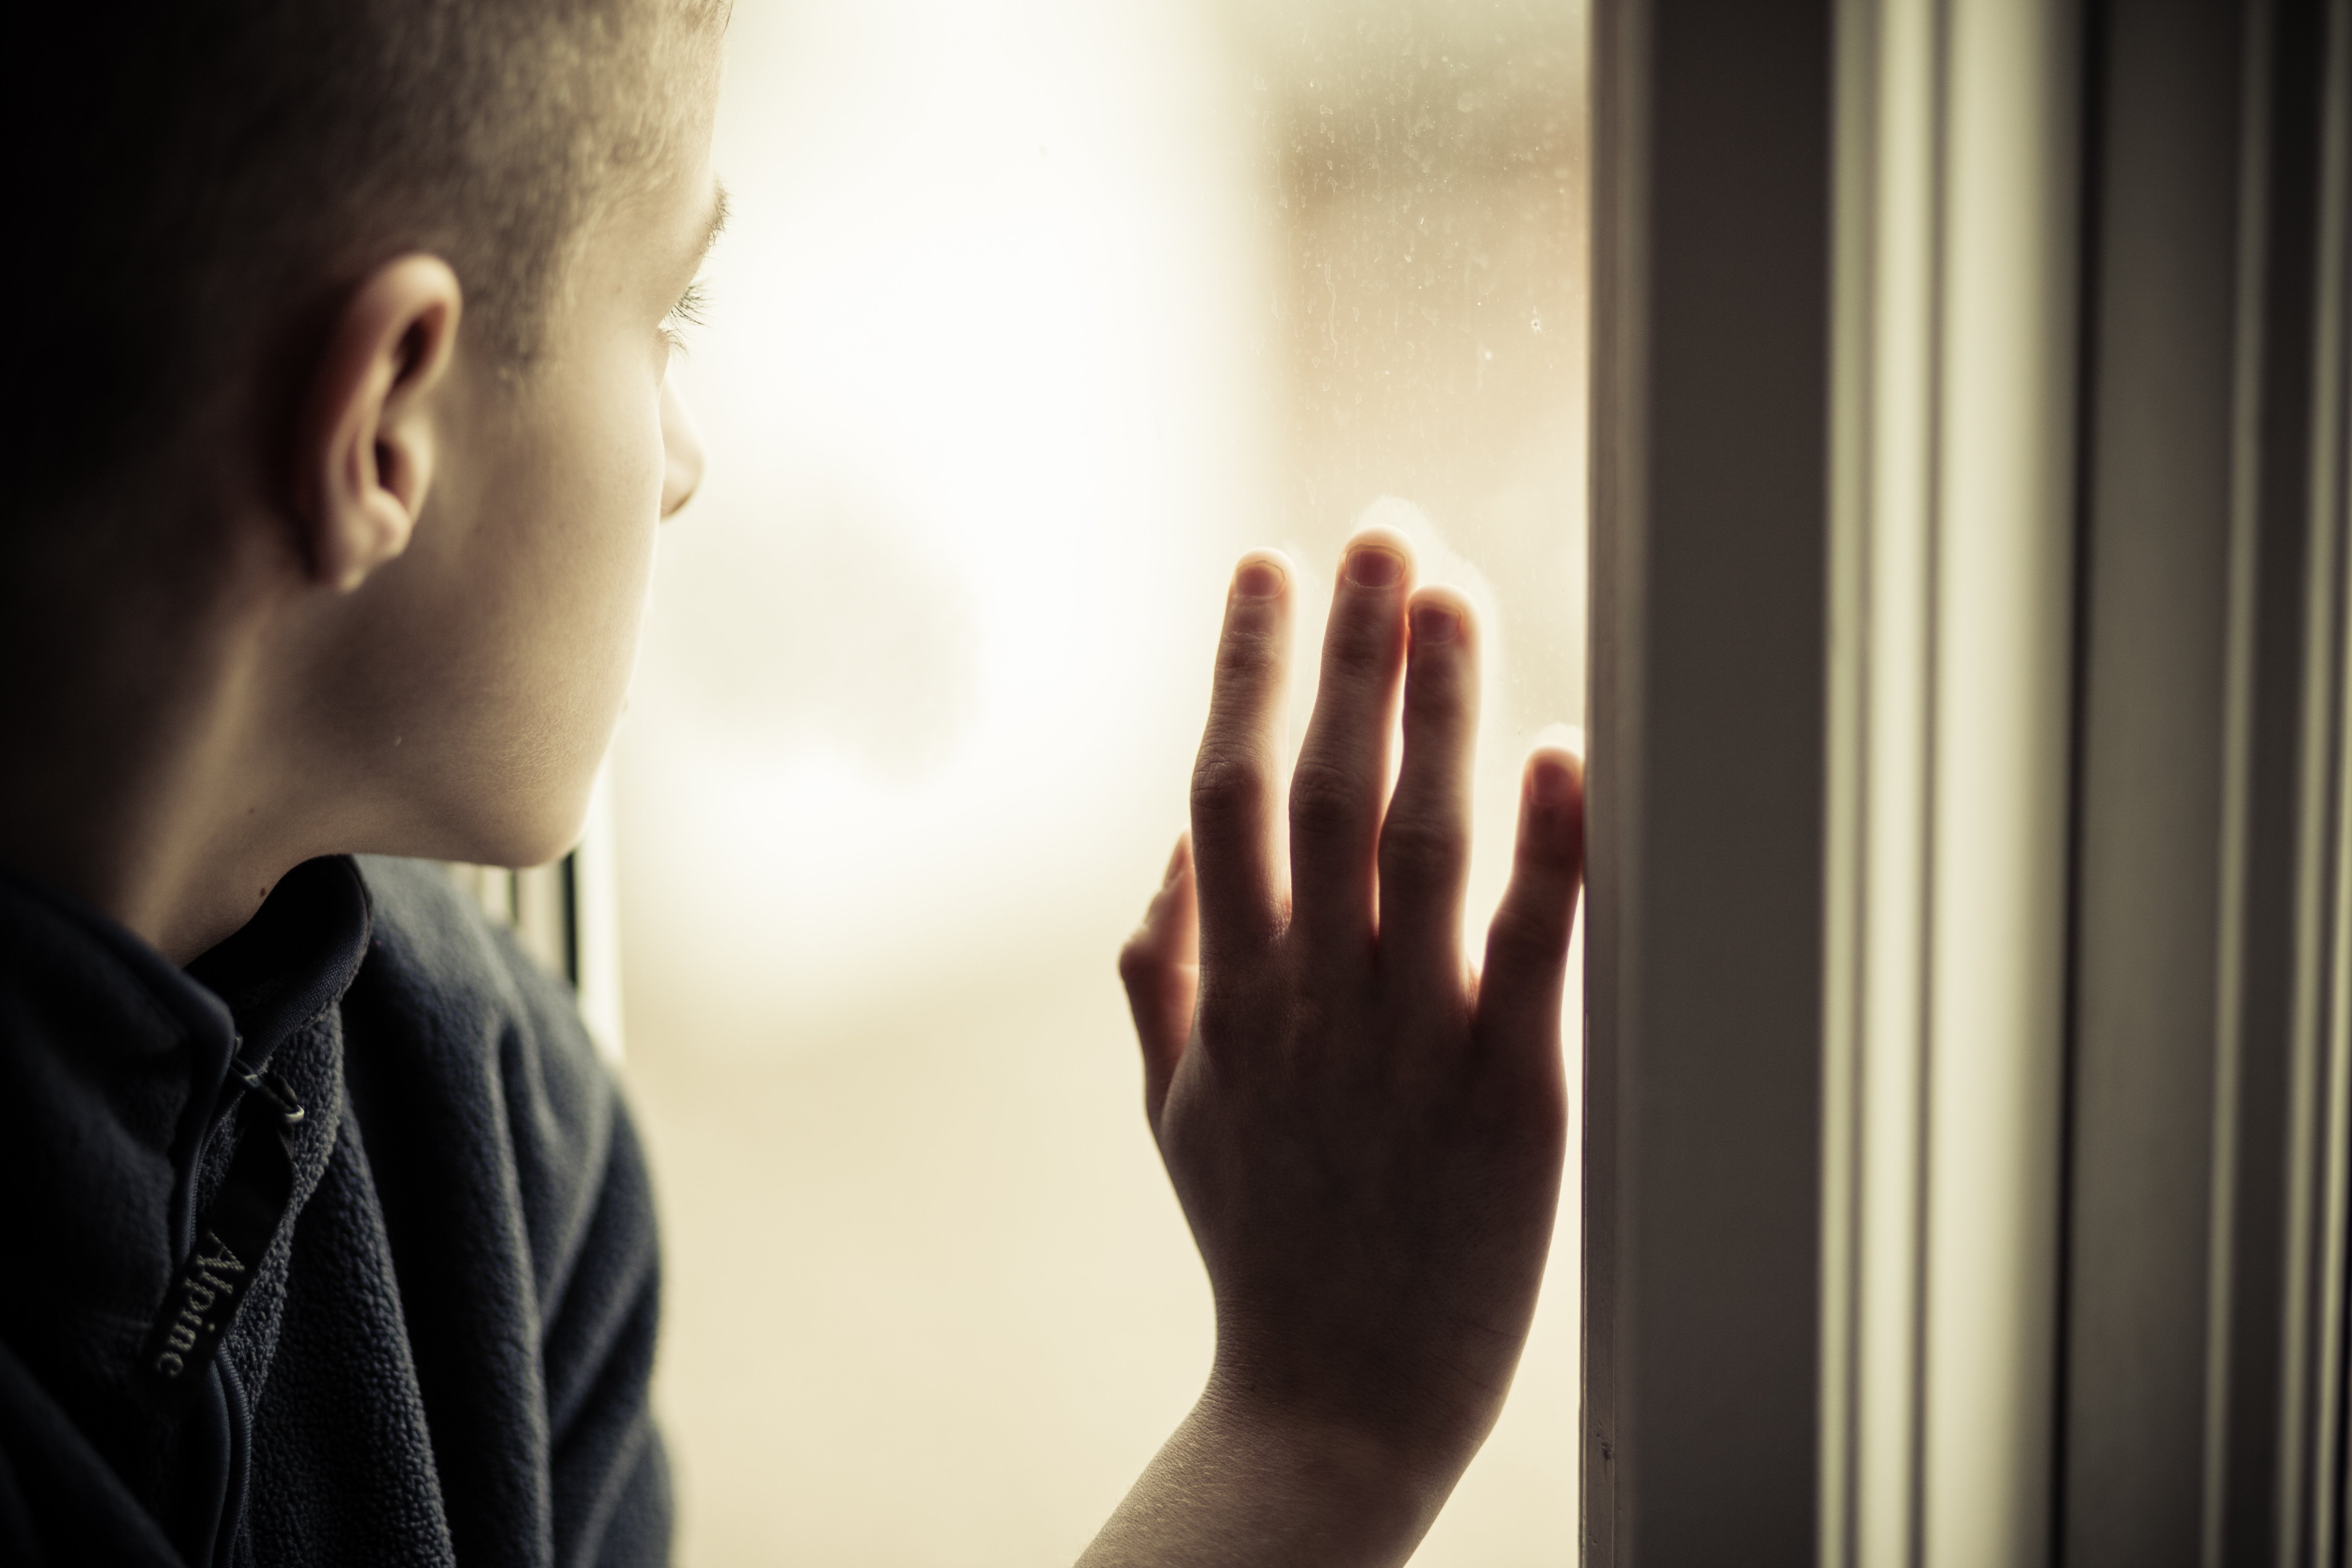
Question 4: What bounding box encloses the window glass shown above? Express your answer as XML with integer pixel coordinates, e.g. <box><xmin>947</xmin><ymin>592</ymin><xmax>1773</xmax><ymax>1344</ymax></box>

<box><xmin>616</xmin><ymin>1</ymin><xmax>1585</xmax><ymax>1559</ymax></box>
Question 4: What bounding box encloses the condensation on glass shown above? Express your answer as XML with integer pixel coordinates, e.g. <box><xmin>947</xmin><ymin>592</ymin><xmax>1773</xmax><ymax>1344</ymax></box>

<box><xmin>1246</xmin><ymin>0</ymin><xmax>1586</xmax><ymax>743</ymax></box>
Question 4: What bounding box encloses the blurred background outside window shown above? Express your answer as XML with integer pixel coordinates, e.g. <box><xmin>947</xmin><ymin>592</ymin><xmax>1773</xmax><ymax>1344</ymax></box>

<box><xmin>592</xmin><ymin>1</ymin><xmax>1584</xmax><ymax>1560</ymax></box>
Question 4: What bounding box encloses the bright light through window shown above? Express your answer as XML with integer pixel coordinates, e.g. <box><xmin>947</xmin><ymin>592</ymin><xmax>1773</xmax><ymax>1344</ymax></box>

<box><xmin>613</xmin><ymin>1</ymin><xmax>1585</xmax><ymax>1560</ymax></box>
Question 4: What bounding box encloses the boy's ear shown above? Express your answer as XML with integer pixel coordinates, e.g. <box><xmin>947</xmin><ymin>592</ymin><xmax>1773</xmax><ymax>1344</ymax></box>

<box><xmin>292</xmin><ymin>255</ymin><xmax>463</xmax><ymax>592</ymax></box>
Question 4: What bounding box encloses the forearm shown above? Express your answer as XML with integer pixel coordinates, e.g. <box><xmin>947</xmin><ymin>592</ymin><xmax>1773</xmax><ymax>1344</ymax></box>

<box><xmin>1078</xmin><ymin>1389</ymin><xmax>1460</xmax><ymax>1568</ymax></box>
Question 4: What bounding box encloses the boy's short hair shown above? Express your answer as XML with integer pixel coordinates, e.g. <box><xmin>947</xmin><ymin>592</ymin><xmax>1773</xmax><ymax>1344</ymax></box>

<box><xmin>9</xmin><ymin>0</ymin><xmax>724</xmax><ymax>534</ymax></box>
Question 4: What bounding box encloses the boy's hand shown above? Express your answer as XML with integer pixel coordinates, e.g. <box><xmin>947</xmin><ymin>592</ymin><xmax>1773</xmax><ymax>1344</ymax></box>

<box><xmin>1085</xmin><ymin>533</ymin><xmax>1585</xmax><ymax>1567</ymax></box>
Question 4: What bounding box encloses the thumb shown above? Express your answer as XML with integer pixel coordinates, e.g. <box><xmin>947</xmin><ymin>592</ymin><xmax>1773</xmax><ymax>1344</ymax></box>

<box><xmin>1117</xmin><ymin>834</ymin><xmax>1199</xmax><ymax>1125</ymax></box>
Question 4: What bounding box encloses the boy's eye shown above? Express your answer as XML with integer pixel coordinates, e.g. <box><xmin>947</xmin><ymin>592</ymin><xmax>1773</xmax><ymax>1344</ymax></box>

<box><xmin>662</xmin><ymin>279</ymin><xmax>711</xmax><ymax>353</ymax></box>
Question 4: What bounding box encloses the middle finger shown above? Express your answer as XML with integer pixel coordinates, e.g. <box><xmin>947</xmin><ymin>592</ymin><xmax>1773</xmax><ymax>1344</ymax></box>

<box><xmin>1287</xmin><ymin>530</ymin><xmax>1415</xmax><ymax>963</ymax></box>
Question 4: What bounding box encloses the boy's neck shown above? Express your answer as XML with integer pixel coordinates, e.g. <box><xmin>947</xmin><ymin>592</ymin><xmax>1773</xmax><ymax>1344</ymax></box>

<box><xmin>0</xmin><ymin>529</ymin><xmax>331</xmax><ymax>964</ymax></box>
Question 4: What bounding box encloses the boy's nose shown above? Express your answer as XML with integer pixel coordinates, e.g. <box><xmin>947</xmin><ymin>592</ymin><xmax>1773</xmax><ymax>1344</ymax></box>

<box><xmin>660</xmin><ymin>374</ymin><xmax>706</xmax><ymax>519</ymax></box>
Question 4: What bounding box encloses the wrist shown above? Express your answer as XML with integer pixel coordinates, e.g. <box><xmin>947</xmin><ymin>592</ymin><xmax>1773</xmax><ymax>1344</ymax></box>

<box><xmin>1079</xmin><ymin>1382</ymin><xmax>1470</xmax><ymax>1568</ymax></box>
<box><xmin>1198</xmin><ymin>1329</ymin><xmax>1502</xmax><ymax>1491</ymax></box>
<box><xmin>1187</xmin><ymin>1375</ymin><xmax>1470</xmax><ymax>1544</ymax></box>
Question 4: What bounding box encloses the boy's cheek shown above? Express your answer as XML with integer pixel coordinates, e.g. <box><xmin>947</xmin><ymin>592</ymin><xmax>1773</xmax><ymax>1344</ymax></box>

<box><xmin>379</xmin><ymin>350</ymin><xmax>666</xmax><ymax>861</ymax></box>
<box><xmin>509</xmin><ymin>371</ymin><xmax>666</xmax><ymax>683</ymax></box>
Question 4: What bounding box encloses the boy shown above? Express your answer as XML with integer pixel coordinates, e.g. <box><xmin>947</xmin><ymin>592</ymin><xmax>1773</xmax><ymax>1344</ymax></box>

<box><xmin>0</xmin><ymin>0</ymin><xmax>1586</xmax><ymax>1563</ymax></box>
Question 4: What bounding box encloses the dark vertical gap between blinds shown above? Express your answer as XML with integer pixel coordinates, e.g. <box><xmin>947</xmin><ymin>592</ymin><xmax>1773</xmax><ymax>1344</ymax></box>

<box><xmin>2050</xmin><ymin>3</ymin><xmax>2115</xmax><ymax>1562</ymax></box>
<box><xmin>2225</xmin><ymin>2</ymin><xmax>2330</xmax><ymax>1554</ymax></box>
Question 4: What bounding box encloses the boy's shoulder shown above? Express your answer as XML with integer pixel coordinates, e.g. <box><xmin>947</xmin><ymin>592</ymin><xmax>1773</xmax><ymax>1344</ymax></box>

<box><xmin>354</xmin><ymin>855</ymin><xmax>572</xmax><ymax>1019</ymax></box>
<box><xmin>349</xmin><ymin>854</ymin><xmax>601</xmax><ymax>1088</ymax></box>
<box><xmin>342</xmin><ymin>855</ymin><xmax>640</xmax><ymax>1310</ymax></box>
<box><xmin>333</xmin><ymin>857</ymin><xmax>669</xmax><ymax>1561</ymax></box>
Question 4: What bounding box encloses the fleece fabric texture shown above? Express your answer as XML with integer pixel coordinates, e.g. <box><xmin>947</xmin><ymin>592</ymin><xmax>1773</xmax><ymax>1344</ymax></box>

<box><xmin>0</xmin><ymin>854</ymin><xmax>670</xmax><ymax>1567</ymax></box>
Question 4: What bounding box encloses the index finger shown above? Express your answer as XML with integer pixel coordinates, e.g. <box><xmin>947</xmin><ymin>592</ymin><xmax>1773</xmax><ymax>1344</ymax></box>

<box><xmin>1188</xmin><ymin>553</ymin><xmax>1295</xmax><ymax>963</ymax></box>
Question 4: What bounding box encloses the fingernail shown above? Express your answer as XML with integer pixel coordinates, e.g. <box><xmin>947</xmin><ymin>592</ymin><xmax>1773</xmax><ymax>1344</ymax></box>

<box><xmin>1411</xmin><ymin>602</ymin><xmax>1458</xmax><ymax>645</ymax></box>
<box><xmin>1345</xmin><ymin>547</ymin><xmax>1404</xmax><ymax>588</ymax></box>
<box><xmin>1235</xmin><ymin>559</ymin><xmax>1286</xmax><ymax>598</ymax></box>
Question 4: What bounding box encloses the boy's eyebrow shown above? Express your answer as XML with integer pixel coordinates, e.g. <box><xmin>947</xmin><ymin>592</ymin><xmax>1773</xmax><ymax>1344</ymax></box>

<box><xmin>694</xmin><ymin>183</ymin><xmax>731</xmax><ymax>266</ymax></box>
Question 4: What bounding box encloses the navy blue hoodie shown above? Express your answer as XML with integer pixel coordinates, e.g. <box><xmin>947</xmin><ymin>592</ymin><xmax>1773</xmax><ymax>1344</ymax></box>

<box><xmin>0</xmin><ymin>854</ymin><xmax>670</xmax><ymax>1566</ymax></box>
